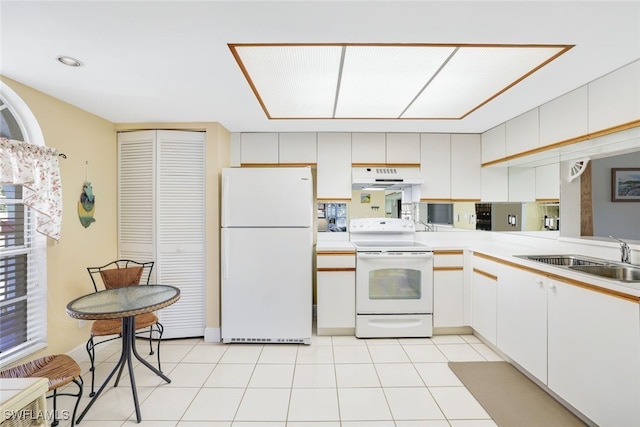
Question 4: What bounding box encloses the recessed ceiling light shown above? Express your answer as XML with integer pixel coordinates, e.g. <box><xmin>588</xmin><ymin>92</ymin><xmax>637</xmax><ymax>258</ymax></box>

<box><xmin>56</xmin><ymin>56</ymin><xmax>83</xmax><ymax>67</ymax></box>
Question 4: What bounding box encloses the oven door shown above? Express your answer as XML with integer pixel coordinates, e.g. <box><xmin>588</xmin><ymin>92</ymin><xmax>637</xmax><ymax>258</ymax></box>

<box><xmin>356</xmin><ymin>251</ymin><xmax>433</xmax><ymax>314</ymax></box>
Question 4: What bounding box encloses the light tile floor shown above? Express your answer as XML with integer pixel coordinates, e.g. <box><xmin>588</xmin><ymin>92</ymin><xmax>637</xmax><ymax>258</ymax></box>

<box><xmin>53</xmin><ymin>331</ymin><xmax>504</xmax><ymax>427</ymax></box>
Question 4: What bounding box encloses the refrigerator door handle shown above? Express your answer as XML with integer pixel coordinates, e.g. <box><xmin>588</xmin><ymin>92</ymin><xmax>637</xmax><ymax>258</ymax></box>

<box><xmin>222</xmin><ymin>231</ymin><xmax>229</xmax><ymax>279</ymax></box>
<box><xmin>223</xmin><ymin>175</ymin><xmax>230</xmax><ymax>225</ymax></box>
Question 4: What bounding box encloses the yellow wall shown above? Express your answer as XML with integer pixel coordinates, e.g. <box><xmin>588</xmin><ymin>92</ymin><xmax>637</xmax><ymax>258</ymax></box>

<box><xmin>1</xmin><ymin>76</ymin><xmax>118</xmax><ymax>361</ymax></box>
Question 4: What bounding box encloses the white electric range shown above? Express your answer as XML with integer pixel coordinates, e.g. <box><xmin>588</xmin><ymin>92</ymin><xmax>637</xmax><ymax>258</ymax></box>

<box><xmin>349</xmin><ymin>218</ymin><xmax>434</xmax><ymax>338</ymax></box>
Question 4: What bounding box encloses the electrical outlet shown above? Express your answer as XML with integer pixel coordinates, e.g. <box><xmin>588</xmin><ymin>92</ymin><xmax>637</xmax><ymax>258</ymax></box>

<box><xmin>78</xmin><ymin>319</ymin><xmax>86</xmax><ymax>328</ymax></box>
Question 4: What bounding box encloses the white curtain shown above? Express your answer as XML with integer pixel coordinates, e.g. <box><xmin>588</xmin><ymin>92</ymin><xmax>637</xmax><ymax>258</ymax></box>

<box><xmin>0</xmin><ymin>137</ymin><xmax>63</xmax><ymax>240</ymax></box>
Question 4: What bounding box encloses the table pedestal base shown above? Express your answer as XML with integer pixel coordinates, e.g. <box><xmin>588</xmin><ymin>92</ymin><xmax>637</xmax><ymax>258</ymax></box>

<box><xmin>76</xmin><ymin>316</ymin><xmax>171</xmax><ymax>424</ymax></box>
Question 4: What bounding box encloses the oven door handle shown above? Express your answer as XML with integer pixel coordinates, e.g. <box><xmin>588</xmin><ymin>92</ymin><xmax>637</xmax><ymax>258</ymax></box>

<box><xmin>357</xmin><ymin>252</ymin><xmax>433</xmax><ymax>259</ymax></box>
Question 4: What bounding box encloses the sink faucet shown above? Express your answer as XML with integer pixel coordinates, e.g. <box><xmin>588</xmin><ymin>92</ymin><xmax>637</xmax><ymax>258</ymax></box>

<box><xmin>610</xmin><ymin>236</ymin><xmax>631</xmax><ymax>263</ymax></box>
<box><xmin>416</xmin><ymin>220</ymin><xmax>434</xmax><ymax>232</ymax></box>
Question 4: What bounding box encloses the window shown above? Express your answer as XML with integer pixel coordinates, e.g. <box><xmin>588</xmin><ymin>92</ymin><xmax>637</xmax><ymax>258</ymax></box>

<box><xmin>0</xmin><ymin>85</ymin><xmax>47</xmax><ymax>367</ymax></box>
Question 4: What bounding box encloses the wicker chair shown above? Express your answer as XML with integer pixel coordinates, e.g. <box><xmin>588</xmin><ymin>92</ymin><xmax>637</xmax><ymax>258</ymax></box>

<box><xmin>86</xmin><ymin>260</ymin><xmax>163</xmax><ymax>397</ymax></box>
<box><xmin>0</xmin><ymin>354</ymin><xmax>83</xmax><ymax>426</ymax></box>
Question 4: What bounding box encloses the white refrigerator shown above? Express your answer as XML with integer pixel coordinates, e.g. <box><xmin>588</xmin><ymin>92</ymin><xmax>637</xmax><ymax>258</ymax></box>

<box><xmin>221</xmin><ymin>167</ymin><xmax>313</xmax><ymax>344</ymax></box>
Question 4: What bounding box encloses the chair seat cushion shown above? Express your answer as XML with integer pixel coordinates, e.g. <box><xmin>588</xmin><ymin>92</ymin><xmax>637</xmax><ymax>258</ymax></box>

<box><xmin>0</xmin><ymin>354</ymin><xmax>81</xmax><ymax>391</ymax></box>
<box><xmin>90</xmin><ymin>312</ymin><xmax>158</xmax><ymax>336</ymax></box>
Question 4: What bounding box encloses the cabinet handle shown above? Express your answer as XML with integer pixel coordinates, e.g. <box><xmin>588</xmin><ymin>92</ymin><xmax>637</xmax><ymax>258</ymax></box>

<box><xmin>535</xmin><ymin>279</ymin><xmax>543</xmax><ymax>286</ymax></box>
<box><xmin>548</xmin><ymin>282</ymin><xmax>556</xmax><ymax>290</ymax></box>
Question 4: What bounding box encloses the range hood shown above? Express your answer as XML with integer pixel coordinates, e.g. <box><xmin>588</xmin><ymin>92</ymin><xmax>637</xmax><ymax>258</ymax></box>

<box><xmin>352</xmin><ymin>167</ymin><xmax>425</xmax><ymax>190</ymax></box>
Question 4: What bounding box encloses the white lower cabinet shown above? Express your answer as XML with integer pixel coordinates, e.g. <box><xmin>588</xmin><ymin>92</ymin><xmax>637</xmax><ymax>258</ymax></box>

<box><xmin>316</xmin><ymin>251</ymin><xmax>356</xmax><ymax>335</ymax></box>
<box><xmin>496</xmin><ymin>265</ymin><xmax>547</xmax><ymax>383</ymax></box>
<box><xmin>433</xmin><ymin>250</ymin><xmax>465</xmax><ymax>328</ymax></box>
<box><xmin>471</xmin><ymin>255</ymin><xmax>498</xmax><ymax>345</ymax></box>
<box><xmin>547</xmin><ymin>278</ymin><xmax>640</xmax><ymax>427</ymax></box>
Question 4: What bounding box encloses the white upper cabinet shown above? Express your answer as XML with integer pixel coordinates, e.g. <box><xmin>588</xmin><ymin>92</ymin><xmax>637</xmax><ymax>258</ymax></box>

<box><xmin>351</xmin><ymin>133</ymin><xmax>386</xmax><ymax>165</ymax></box>
<box><xmin>278</xmin><ymin>132</ymin><xmax>317</xmax><ymax>165</ymax></box>
<box><xmin>451</xmin><ymin>134</ymin><xmax>481</xmax><ymax>200</ymax></box>
<box><xmin>505</xmin><ymin>109</ymin><xmax>539</xmax><ymax>156</ymax></box>
<box><xmin>588</xmin><ymin>60</ymin><xmax>640</xmax><ymax>132</ymax></box>
<box><xmin>351</xmin><ymin>133</ymin><xmax>420</xmax><ymax>165</ymax></box>
<box><xmin>240</xmin><ymin>132</ymin><xmax>279</xmax><ymax>164</ymax></box>
<box><xmin>535</xmin><ymin>163</ymin><xmax>560</xmax><ymax>200</ymax></box>
<box><xmin>317</xmin><ymin>133</ymin><xmax>352</xmax><ymax>200</ymax></box>
<box><xmin>419</xmin><ymin>133</ymin><xmax>451</xmax><ymax>200</ymax></box>
<box><xmin>481</xmin><ymin>123</ymin><xmax>506</xmax><ymax>164</ymax></box>
<box><xmin>539</xmin><ymin>86</ymin><xmax>588</xmax><ymax>146</ymax></box>
<box><xmin>386</xmin><ymin>133</ymin><xmax>421</xmax><ymax>165</ymax></box>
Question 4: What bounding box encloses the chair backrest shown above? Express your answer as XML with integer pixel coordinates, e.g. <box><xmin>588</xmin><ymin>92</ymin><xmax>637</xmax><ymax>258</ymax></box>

<box><xmin>87</xmin><ymin>260</ymin><xmax>154</xmax><ymax>292</ymax></box>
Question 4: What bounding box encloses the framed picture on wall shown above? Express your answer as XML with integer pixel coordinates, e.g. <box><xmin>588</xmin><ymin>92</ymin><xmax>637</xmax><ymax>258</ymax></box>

<box><xmin>611</xmin><ymin>168</ymin><xmax>640</xmax><ymax>202</ymax></box>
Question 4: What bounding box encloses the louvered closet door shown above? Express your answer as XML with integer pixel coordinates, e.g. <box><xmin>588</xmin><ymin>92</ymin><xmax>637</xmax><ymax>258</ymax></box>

<box><xmin>155</xmin><ymin>130</ymin><xmax>205</xmax><ymax>338</ymax></box>
<box><xmin>118</xmin><ymin>130</ymin><xmax>206</xmax><ymax>339</ymax></box>
<box><xmin>118</xmin><ymin>131</ymin><xmax>156</xmax><ymax>265</ymax></box>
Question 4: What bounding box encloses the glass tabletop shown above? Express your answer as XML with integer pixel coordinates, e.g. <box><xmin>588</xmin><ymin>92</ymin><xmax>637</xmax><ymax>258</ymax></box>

<box><xmin>66</xmin><ymin>284</ymin><xmax>180</xmax><ymax>320</ymax></box>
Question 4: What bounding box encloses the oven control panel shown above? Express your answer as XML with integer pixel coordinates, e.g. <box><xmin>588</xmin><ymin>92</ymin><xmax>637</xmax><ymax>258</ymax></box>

<box><xmin>349</xmin><ymin>218</ymin><xmax>415</xmax><ymax>233</ymax></box>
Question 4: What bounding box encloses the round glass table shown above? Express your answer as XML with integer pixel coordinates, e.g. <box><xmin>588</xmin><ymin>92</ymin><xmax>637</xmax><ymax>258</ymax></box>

<box><xmin>67</xmin><ymin>284</ymin><xmax>180</xmax><ymax>424</ymax></box>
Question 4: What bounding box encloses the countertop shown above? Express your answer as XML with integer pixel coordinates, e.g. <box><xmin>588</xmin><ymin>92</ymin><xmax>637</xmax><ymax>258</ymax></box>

<box><xmin>315</xmin><ymin>232</ymin><xmax>640</xmax><ymax>298</ymax></box>
<box><xmin>316</xmin><ymin>240</ymin><xmax>355</xmax><ymax>253</ymax></box>
<box><xmin>0</xmin><ymin>377</ymin><xmax>48</xmax><ymax>421</ymax></box>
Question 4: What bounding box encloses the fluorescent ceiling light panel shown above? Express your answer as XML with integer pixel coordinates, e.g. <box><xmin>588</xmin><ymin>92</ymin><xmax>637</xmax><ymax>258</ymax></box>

<box><xmin>229</xmin><ymin>43</ymin><xmax>572</xmax><ymax>120</ymax></box>
<box><xmin>232</xmin><ymin>45</ymin><xmax>342</xmax><ymax>118</ymax></box>
<box><xmin>335</xmin><ymin>45</ymin><xmax>456</xmax><ymax>118</ymax></box>
<box><xmin>403</xmin><ymin>46</ymin><xmax>568</xmax><ymax>118</ymax></box>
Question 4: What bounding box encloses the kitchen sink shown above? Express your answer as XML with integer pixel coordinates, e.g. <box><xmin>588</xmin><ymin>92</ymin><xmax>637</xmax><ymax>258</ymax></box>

<box><xmin>568</xmin><ymin>265</ymin><xmax>640</xmax><ymax>282</ymax></box>
<box><xmin>515</xmin><ymin>254</ymin><xmax>640</xmax><ymax>282</ymax></box>
<box><xmin>515</xmin><ymin>254</ymin><xmax>607</xmax><ymax>267</ymax></box>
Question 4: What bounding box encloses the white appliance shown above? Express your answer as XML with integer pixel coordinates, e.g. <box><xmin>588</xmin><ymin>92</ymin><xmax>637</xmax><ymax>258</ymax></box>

<box><xmin>350</xmin><ymin>218</ymin><xmax>434</xmax><ymax>338</ymax></box>
<box><xmin>352</xmin><ymin>167</ymin><xmax>425</xmax><ymax>190</ymax></box>
<box><xmin>221</xmin><ymin>167</ymin><xmax>313</xmax><ymax>344</ymax></box>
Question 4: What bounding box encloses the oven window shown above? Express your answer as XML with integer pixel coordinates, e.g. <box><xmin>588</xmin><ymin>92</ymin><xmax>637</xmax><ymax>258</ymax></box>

<box><xmin>369</xmin><ymin>268</ymin><xmax>421</xmax><ymax>300</ymax></box>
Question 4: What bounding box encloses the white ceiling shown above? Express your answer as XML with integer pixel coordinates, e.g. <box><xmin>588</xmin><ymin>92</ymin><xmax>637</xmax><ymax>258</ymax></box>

<box><xmin>1</xmin><ymin>1</ymin><xmax>639</xmax><ymax>134</ymax></box>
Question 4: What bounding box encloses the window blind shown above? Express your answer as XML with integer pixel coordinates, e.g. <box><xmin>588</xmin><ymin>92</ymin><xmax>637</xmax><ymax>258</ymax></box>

<box><xmin>0</xmin><ymin>184</ymin><xmax>46</xmax><ymax>366</ymax></box>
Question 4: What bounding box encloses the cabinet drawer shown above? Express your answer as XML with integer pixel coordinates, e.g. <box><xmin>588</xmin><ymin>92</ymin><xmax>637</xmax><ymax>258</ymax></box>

<box><xmin>317</xmin><ymin>252</ymin><xmax>356</xmax><ymax>269</ymax></box>
<box><xmin>434</xmin><ymin>250</ymin><xmax>464</xmax><ymax>268</ymax></box>
<box><xmin>473</xmin><ymin>253</ymin><xmax>499</xmax><ymax>278</ymax></box>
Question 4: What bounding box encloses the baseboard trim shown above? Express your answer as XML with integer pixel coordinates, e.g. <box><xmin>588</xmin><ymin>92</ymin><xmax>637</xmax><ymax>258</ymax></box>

<box><xmin>204</xmin><ymin>327</ymin><xmax>221</xmax><ymax>343</ymax></box>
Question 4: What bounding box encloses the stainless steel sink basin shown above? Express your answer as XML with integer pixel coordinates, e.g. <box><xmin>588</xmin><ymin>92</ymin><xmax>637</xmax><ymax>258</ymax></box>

<box><xmin>568</xmin><ymin>265</ymin><xmax>640</xmax><ymax>282</ymax></box>
<box><xmin>515</xmin><ymin>254</ymin><xmax>607</xmax><ymax>267</ymax></box>
<box><xmin>515</xmin><ymin>254</ymin><xmax>640</xmax><ymax>282</ymax></box>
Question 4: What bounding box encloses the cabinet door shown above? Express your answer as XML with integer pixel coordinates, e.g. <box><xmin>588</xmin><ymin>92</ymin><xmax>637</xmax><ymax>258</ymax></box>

<box><xmin>278</xmin><ymin>132</ymin><xmax>317</xmax><ymax>165</ymax></box>
<box><xmin>316</xmin><ymin>253</ymin><xmax>356</xmax><ymax>334</ymax></box>
<box><xmin>539</xmin><ymin>86</ymin><xmax>588</xmax><ymax>147</ymax></box>
<box><xmin>420</xmin><ymin>133</ymin><xmax>451</xmax><ymax>201</ymax></box>
<box><xmin>548</xmin><ymin>279</ymin><xmax>640</xmax><ymax>426</ymax></box>
<box><xmin>497</xmin><ymin>265</ymin><xmax>547</xmax><ymax>383</ymax></box>
<box><xmin>505</xmin><ymin>109</ymin><xmax>539</xmax><ymax>156</ymax></box>
<box><xmin>386</xmin><ymin>133</ymin><xmax>420</xmax><ymax>165</ymax></box>
<box><xmin>451</xmin><ymin>134</ymin><xmax>481</xmax><ymax>201</ymax></box>
<box><xmin>317</xmin><ymin>133</ymin><xmax>352</xmax><ymax>200</ymax></box>
<box><xmin>433</xmin><ymin>251</ymin><xmax>464</xmax><ymax>328</ymax></box>
<box><xmin>471</xmin><ymin>256</ymin><xmax>498</xmax><ymax>345</ymax></box>
<box><xmin>351</xmin><ymin>132</ymin><xmax>386</xmax><ymax>165</ymax></box>
<box><xmin>588</xmin><ymin>61</ymin><xmax>640</xmax><ymax>133</ymax></box>
<box><xmin>481</xmin><ymin>123</ymin><xmax>506</xmax><ymax>164</ymax></box>
<box><xmin>240</xmin><ymin>132</ymin><xmax>279</xmax><ymax>165</ymax></box>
